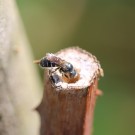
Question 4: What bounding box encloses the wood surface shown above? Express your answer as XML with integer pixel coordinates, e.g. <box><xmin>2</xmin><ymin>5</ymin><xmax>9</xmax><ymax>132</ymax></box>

<box><xmin>37</xmin><ymin>47</ymin><xmax>103</xmax><ymax>135</ymax></box>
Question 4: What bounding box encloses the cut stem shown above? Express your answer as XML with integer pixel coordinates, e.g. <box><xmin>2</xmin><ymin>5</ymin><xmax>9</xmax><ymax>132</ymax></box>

<box><xmin>37</xmin><ymin>47</ymin><xmax>103</xmax><ymax>135</ymax></box>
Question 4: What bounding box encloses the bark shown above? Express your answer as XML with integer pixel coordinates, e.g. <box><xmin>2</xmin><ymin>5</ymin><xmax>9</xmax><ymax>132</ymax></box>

<box><xmin>0</xmin><ymin>0</ymin><xmax>42</xmax><ymax>135</ymax></box>
<box><xmin>37</xmin><ymin>47</ymin><xmax>103</xmax><ymax>135</ymax></box>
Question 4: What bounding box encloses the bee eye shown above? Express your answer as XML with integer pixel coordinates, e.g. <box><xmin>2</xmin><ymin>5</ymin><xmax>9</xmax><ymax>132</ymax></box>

<box><xmin>62</xmin><ymin>63</ymin><xmax>73</xmax><ymax>72</ymax></box>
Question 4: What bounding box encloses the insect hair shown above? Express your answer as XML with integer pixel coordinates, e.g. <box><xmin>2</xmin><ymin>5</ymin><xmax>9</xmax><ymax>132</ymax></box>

<box><xmin>45</xmin><ymin>53</ymin><xmax>66</xmax><ymax>68</ymax></box>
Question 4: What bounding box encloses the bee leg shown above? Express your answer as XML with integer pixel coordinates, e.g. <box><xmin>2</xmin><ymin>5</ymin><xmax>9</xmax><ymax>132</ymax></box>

<box><xmin>51</xmin><ymin>67</ymin><xmax>60</xmax><ymax>74</ymax></box>
<box><xmin>63</xmin><ymin>73</ymin><xmax>70</xmax><ymax>79</ymax></box>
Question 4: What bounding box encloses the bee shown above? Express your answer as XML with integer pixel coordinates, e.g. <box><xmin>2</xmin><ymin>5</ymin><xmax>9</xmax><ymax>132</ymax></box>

<box><xmin>34</xmin><ymin>53</ymin><xmax>79</xmax><ymax>83</ymax></box>
<box><xmin>49</xmin><ymin>71</ymin><xmax>62</xmax><ymax>88</ymax></box>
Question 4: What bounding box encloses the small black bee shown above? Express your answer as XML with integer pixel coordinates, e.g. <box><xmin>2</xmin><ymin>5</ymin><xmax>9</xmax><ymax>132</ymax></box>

<box><xmin>49</xmin><ymin>74</ymin><xmax>60</xmax><ymax>84</ymax></box>
<box><xmin>34</xmin><ymin>53</ymin><xmax>79</xmax><ymax>83</ymax></box>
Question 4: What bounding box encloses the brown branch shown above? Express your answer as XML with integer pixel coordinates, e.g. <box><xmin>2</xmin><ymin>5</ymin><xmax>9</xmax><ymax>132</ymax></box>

<box><xmin>37</xmin><ymin>47</ymin><xmax>103</xmax><ymax>135</ymax></box>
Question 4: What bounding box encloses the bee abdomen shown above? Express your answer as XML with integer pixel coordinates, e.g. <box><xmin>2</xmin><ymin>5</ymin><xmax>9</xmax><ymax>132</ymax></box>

<box><xmin>40</xmin><ymin>59</ymin><xmax>57</xmax><ymax>67</ymax></box>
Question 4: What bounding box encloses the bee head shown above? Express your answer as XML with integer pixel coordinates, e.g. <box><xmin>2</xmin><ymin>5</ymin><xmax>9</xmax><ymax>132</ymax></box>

<box><xmin>62</xmin><ymin>62</ymin><xmax>73</xmax><ymax>72</ymax></box>
<box><xmin>69</xmin><ymin>69</ymin><xmax>76</xmax><ymax>78</ymax></box>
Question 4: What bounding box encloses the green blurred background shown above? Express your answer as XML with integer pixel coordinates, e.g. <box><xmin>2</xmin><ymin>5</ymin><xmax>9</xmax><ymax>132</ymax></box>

<box><xmin>16</xmin><ymin>0</ymin><xmax>135</xmax><ymax>135</ymax></box>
